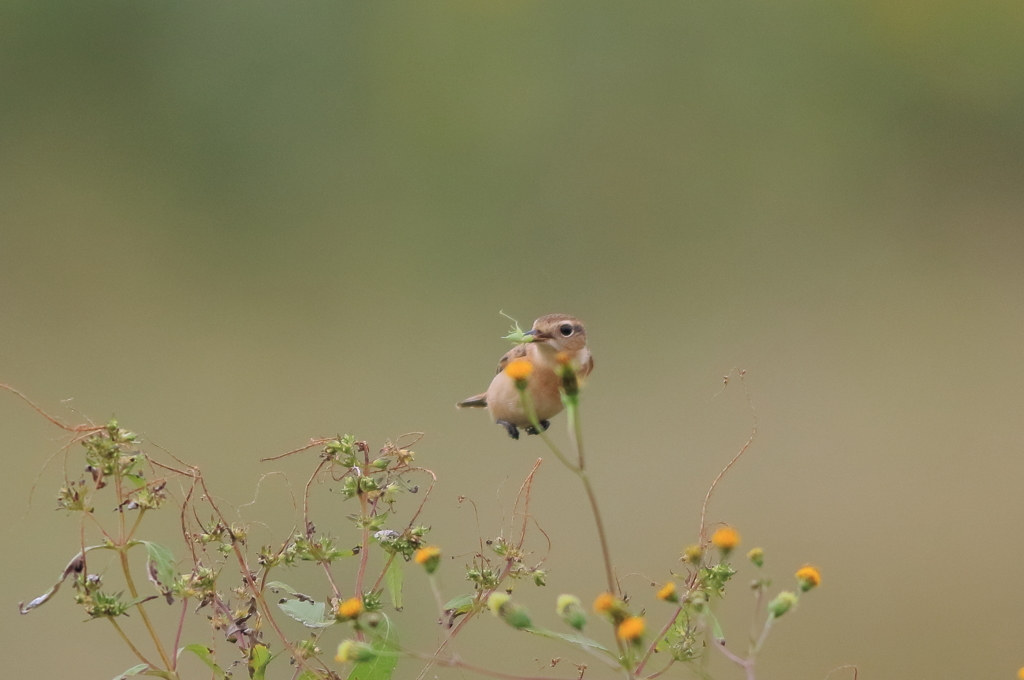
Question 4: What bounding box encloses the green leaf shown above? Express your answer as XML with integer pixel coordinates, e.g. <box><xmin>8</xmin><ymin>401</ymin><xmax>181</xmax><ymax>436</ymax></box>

<box><xmin>348</xmin><ymin>614</ymin><xmax>398</xmax><ymax>680</ymax></box>
<box><xmin>141</xmin><ymin>541</ymin><xmax>177</xmax><ymax>596</ymax></box>
<box><xmin>525</xmin><ymin>628</ymin><xmax>614</xmax><ymax>657</ymax></box>
<box><xmin>442</xmin><ymin>594</ymin><xmax>474</xmax><ymax>614</ymax></box>
<box><xmin>366</xmin><ymin>512</ymin><xmax>389</xmax><ymax>531</ymax></box>
<box><xmin>277</xmin><ymin>598</ymin><xmax>336</xmax><ymax>628</ymax></box>
<box><xmin>248</xmin><ymin>644</ymin><xmax>273</xmax><ymax>680</ymax></box>
<box><xmin>385</xmin><ymin>559</ymin><xmax>403</xmax><ymax>611</ymax></box>
<box><xmin>180</xmin><ymin>644</ymin><xmax>226</xmax><ymax>679</ymax></box>
<box><xmin>123</xmin><ymin>473</ymin><xmax>147</xmax><ymax>489</ymax></box>
<box><xmin>266</xmin><ymin>581</ymin><xmax>310</xmax><ymax>599</ymax></box>
<box><xmin>112</xmin><ymin>664</ymin><xmax>149</xmax><ymax>679</ymax></box>
<box><xmin>704</xmin><ymin>608</ymin><xmax>726</xmax><ymax>643</ymax></box>
<box><xmin>297</xmin><ymin>673</ymin><xmax>322</xmax><ymax>680</ymax></box>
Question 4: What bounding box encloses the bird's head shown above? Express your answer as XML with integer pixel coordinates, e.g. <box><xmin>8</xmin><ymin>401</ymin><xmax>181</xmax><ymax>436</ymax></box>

<box><xmin>525</xmin><ymin>314</ymin><xmax>588</xmax><ymax>353</ymax></box>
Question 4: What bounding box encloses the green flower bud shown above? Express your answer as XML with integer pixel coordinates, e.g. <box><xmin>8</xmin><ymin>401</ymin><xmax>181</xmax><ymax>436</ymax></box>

<box><xmin>487</xmin><ymin>592</ymin><xmax>532</xmax><ymax>629</ymax></box>
<box><xmin>504</xmin><ymin>607</ymin><xmax>533</xmax><ymax>629</ymax></box>
<box><xmin>487</xmin><ymin>592</ymin><xmax>511</xmax><ymax>615</ymax></box>
<box><xmin>335</xmin><ymin>640</ymin><xmax>377</xmax><ymax>663</ymax></box>
<box><xmin>556</xmin><ymin>594</ymin><xmax>586</xmax><ymax>630</ymax></box>
<box><xmin>767</xmin><ymin>591</ymin><xmax>798</xmax><ymax>618</ymax></box>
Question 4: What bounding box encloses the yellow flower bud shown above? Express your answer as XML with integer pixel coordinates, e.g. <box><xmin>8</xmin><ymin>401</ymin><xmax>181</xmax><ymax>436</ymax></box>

<box><xmin>503</xmin><ymin>358</ymin><xmax>533</xmax><ymax>381</ymax></box>
<box><xmin>593</xmin><ymin>592</ymin><xmax>617</xmax><ymax>614</ymax></box>
<box><xmin>711</xmin><ymin>526</ymin><xmax>740</xmax><ymax>552</ymax></box>
<box><xmin>414</xmin><ymin>545</ymin><xmax>441</xmax><ymax>574</ymax></box>
<box><xmin>796</xmin><ymin>565</ymin><xmax>821</xmax><ymax>591</ymax></box>
<box><xmin>656</xmin><ymin>581</ymin><xmax>678</xmax><ymax>603</ymax></box>
<box><xmin>616</xmin><ymin>616</ymin><xmax>645</xmax><ymax>642</ymax></box>
<box><xmin>336</xmin><ymin>597</ymin><xmax>362</xmax><ymax>620</ymax></box>
<box><xmin>682</xmin><ymin>544</ymin><xmax>703</xmax><ymax>564</ymax></box>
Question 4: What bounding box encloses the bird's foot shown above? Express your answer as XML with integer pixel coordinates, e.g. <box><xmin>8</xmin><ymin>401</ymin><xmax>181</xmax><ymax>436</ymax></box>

<box><xmin>497</xmin><ymin>420</ymin><xmax>520</xmax><ymax>440</ymax></box>
<box><xmin>524</xmin><ymin>420</ymin><xmax>551</xmax><ymax>436</ymax></box>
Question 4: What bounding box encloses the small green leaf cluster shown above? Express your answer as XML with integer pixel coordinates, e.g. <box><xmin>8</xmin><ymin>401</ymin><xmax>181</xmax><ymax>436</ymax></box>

<box><xmin>56</xmin><ymin>419</ymin><xmax>167</xmax><ymax>515</ymax></box>
<box><xmin>73</xmin><ymin>574</ymin><xmax>135</xmax><ymax>619</ymax></box>
<box><xmin>290</xmin><ymin>534</ymin><xmax>358</xmax><ymax>564</ymax></box>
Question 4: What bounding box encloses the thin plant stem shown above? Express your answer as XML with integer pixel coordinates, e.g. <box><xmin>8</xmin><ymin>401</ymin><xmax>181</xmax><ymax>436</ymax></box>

<box><xmin>125</xmin><ymin>508</ymin><xmax>147</xmax><ymax>542</ymax></box>
<box><xmin>172</xmin><ymin>597</ymin><xmax>189</xmax><ymax>671</ymax></box>
<box><xmin>517</xmin><ymin>384</ymin><xmax>630</xmax><ymax>677</ymax></box>
<box><xmin>370</xmin><ymin>551</ymin><xmax>397</xmax><ymax>593</ymax></box>
<box><xmin>577</xmin><ymin>470</ymin><xmax>616</xmax><ymax>596</ymax></box>
<box><xmin>711</xmin><ymin>638</ymin><xmax>754</xmax><ymax>678</ymax></box>
<box><xmin>427</xmin><ymin>573</ymin><xmax>446</xmax><ymax>619</ymax></box>
<box><xmin>522</xmin><ymin>395</ymin><xmax>577</xmax><ymax>471</ymax></box>
<box><xmin>566</xmin><ymin>398</ymin><xmax>585</xmax><ymax>469</ymax></box>
<box><xmin>197</xmin><ymin>477</ymin><xmax>318</xmax><ymax>676</ymax></box>
<box><xmin>751</xmin><ymin>615</ymin><xmax>775</xmax><ymax>655</ymax></box>
<box><xmin>635</xmin><ymin>605</ymin><xmax>682</xmax><ymax>675</ymax></box>
<box><xmin>118</xmin><ymin>549</ymin><xmax>174</xmax><ymax>670</ymax></box>
<box><xmin>415</xmin><ymin>552</ymin><xmax>526</xmax><ymax>680</ymax></box>
<box><xmin>354</xmin><ymin>486</ymin><xmax>372</xmax><ymax>642</ymax></box>
<box><xmin>322</xmin><ymin>560</ymin><xmax>342</xmax><ymax>600</ymax></box>
<box><xmin>407</xmin><ymin>649</ymin><xmax>582</xmax><ymax>680</ymax></box>
<box><xmin>107</xmin><ymin>617</ymin><xmax>158</xmax><ymax>671</ymax></box>
<box><xmin>518</xmin><ymin>387</ymin><xmax>616</xmax><ymax>596</ymax></box>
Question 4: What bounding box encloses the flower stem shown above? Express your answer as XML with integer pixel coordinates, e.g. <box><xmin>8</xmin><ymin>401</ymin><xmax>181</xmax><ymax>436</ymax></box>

<box><xmin>108</xmin><ymin>617</ymin><xmax>157</xmax><ymax>670</ymax></box>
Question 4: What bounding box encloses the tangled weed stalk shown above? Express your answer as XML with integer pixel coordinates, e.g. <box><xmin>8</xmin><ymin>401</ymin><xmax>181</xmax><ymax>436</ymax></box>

<box><xmin>8</xmin><ymin>352</ymin><xmax>831</xmax><ymax>680</ymax></box>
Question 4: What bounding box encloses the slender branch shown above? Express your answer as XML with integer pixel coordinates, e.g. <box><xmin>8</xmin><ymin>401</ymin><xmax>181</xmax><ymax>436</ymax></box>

<box><xmin>107</xmin><ymin>617</ymin><xmax>158</xmax><ymax>670</ymax></box>
<box><xmin>644</xmin><ymin>659</ymin><xmax>676</xmax><ymax>679</ymax></box>
<box><xmin>196</xmin><ymin>477</ymin><xmax>315</xmax><ymax>675</ymax></box>
<box><xmin>750</xmin><ymin>615</ymin><xmax>775</xmax><ymax>655</ymax></box>
<box><xmin>577</xmin><ymin>471</ymin><xmax>616</xmax><ymax>596</ymax></box>
<box><xmin>427</xmin><ymin>573</ymin><xmax>446</xmax><ymax>619</ymax></box>
<box><xmin>115</xmin><ymin>467</ymin><xmax>171</xmax><ymax>673</ymax></box>
<box><xmin>415</xmin><ymin>549</ymin><xmax>526</xmax><ymax>680</ymax></box>
<box><xmin>118</xmin><ymin>549</ymin><xmax>174</xmax><ymax>670</ymax></box>
<box><xmin>321</xmin><ymin>560</ymin><xmax>342</xmax><ymax>600</ymax></box>
<box><xmin>125</xmin><ymin>508</ymin><xmax>147</xmax><ymax>542</ymax></box>
<box><xmin>172</xmin><ymin>597</ymin><xmax>189</xmax><ymax>671</ymax></box>
<box><xmin>635</xmin><ymin>605</ymin><xmax>682</xmax><ymax>674</ymax></box>
<box><xmin>407</xmin><ymin>649</ymin><xmax>574</xmax><ymax>680</ymax></box>
<box><xmin>517</xmin><ymin>382</ymin><xmax>631</xmax><ymax>676</ymax></box>
<box><xmin>370</xmin><ymin>551</ymin><xmax>397</xmax><ymax>594</ymax></box>
<box><xmin>566</xmin><ymin>398</ymin><xmax>585</xmax><ymax>469</ymax></box>
<box><xmin>699</xmin><ymin>369</ymin><xmax>757</xmax><ymax>543</ymax></box>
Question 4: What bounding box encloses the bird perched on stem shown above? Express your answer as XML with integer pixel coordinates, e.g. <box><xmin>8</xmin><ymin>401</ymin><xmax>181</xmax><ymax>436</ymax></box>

<box><xmin>457</xmin><ymin>314</ymin><xmax>593</xmax><ymax>439</ymax></box>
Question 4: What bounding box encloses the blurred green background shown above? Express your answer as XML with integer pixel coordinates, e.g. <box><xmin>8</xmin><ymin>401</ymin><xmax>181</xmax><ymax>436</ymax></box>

<box><xmin>3</xmin><ymin>2</ymin><xmax>1024</xmax><ymax>679</ymax></box>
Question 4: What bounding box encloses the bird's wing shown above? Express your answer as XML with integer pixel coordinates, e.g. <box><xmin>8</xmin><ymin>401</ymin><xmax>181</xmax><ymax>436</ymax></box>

<box><xmin>495</xmin><ymin>344</ymin><xmax>529</xmax><ymax>374</ymax></box>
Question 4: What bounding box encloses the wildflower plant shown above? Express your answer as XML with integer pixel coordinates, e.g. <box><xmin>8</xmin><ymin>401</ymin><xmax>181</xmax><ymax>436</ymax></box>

<box><xmin>9</xmin><ymin>331</ymin><xmax>830</xmax><ymax>680</ymax></box>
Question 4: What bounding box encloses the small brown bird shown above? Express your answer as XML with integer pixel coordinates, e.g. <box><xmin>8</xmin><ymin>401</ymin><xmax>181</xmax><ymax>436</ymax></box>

<box><xmin>457</xmin><ymin>314</ymin><xmax>594</xmax><ymax>439</ymax></box>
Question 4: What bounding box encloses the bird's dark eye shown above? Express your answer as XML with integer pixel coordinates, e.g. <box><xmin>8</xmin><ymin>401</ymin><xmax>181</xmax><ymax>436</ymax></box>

<box><xmin>559</xmin><ymin>324</ymin><xmax>574</xmax><ymax>337</ymax></box>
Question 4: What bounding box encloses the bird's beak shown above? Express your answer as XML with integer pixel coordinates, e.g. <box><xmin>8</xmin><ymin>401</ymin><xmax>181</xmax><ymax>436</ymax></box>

<box><xmin>523</xmin><ymin>329</ymin><xmax>552</xmax><ymax>341</ymax></box>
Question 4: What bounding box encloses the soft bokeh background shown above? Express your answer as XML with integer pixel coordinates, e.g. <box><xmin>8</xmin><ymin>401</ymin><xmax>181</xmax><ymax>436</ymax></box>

<box><xmin>3</xmin><ymin>3</ymin><xmax>1023</xmax><ymax>679</ymax></box>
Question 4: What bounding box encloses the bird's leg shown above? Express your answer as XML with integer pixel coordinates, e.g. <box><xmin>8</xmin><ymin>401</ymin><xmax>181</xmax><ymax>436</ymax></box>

<box><xmin>496</xmin><ymin>420</ymin><xmax>520</xmax><ymax>440</ymax></box>
<box><xmin>524</xmin><ymin>420</ymin><xmax>551</xmax><ymax>436</ymax></box>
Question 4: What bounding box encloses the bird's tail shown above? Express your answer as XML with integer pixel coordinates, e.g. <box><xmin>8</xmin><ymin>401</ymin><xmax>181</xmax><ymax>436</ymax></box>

<box><xmin>456</xmin><ymin>393</ymin><xmax>488</xmax><ymax>408</ymax></box>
